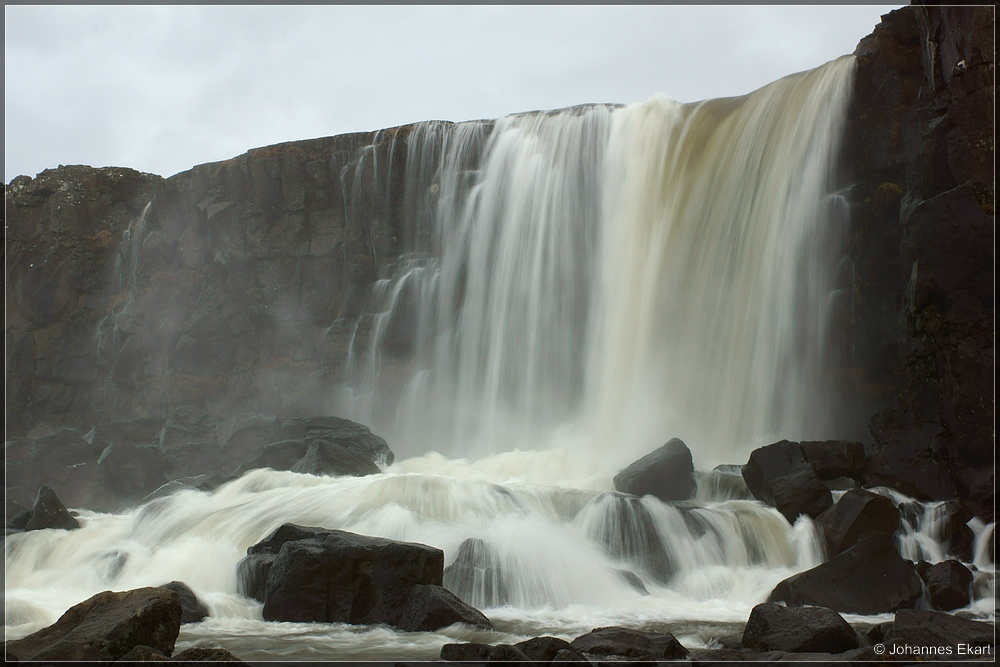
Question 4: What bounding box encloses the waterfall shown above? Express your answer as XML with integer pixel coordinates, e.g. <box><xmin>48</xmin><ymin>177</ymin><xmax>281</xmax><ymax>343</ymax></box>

<box><xmin>344</xmin><ymin>56</ymin><xmax>855</xmax><ymax>465</ymax></box>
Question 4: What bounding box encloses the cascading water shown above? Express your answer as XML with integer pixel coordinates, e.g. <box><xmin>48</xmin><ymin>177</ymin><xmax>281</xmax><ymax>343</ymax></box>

<box><xmin>343</xmin><ymin>58</ymin><xmax>855</xmax><ymax>466</ymax></box>
<box><xmin>6</xmin><ymin>55</ymin><xmax>994</xmax><ymax>659</ymax></box>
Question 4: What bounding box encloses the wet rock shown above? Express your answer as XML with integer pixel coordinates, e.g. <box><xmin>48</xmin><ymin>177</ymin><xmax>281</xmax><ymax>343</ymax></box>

<box><xmin>170</xmin><ymin>647</ymin><xmax>245</xmax><ymax>663</ymax></box>
<box><xmin>742</xmin><ymin>602</ymin><xmax>859</xmax><ymax>653</ymax></box>
<box><xmin>281</xmin><ymin>416</ymin><xmax>394</xmax><ymax>466</ymax></box>
<box><xmin>922</xmin><ymin>559</ymin><xmax>973</xmax><ymax>611</ymax></box>
<box><xmin>552</xmin><ymin>647</ymin><xmax>588</xmax><ymax>662</ymax></box>
<box><xmin>115</xmin><ymin>644</ymin><xmax>169</xmax><ymax>661</ymax></box>
<box><xmin>814</xmin><ymin>488</ymin><xmax>899</xmax><ymax>556</ymax></box>
<box><xmin>161</xmin><ymin>441</ymin><xmax>225</xmax><ymax>481</ymax></box>
<box><xmin>440</xmin><ymin>642</ymin><xmax>492</xmax><ymax>661</ymax></box>
<box><xmin>245</xmin><ymin>439</ymin><xmax>308</xmax><ymax>472</ymax></box>
<box><xmin>99</xmin><ymin>443</ymin><xmax>169</xmax><ymax>502</ymax></box>
<box><xmin>799</xmin><ymin>441</ymin><xmax>866</xmax><ymax>480</ymax></box>
<box><xmin>742</xmin><ymin>440</ymin><xmax>832</xmax><ymax>523</ymax></box>
<box><xmin>24</xmin><ymin>486</ymin><xmax>80</xmax><ymax>532</ymax></box>
<box><xmin>515</xmin><ymin>636</ymin><xmax>575</xmax><ymax>663</ymax></box>
<box><xmin>443</xmin><ymin>538</ymin><xmax>508</xmax><ymax>607</ymax></box>
<box><xmin>488</xmin><ymin>644</ymin><xmax>530</xmax><ymax>662</ymax></box>
<box><xmin>864</xmin><ymin>621</ymin><xmax>893</xmax><ymax>645</ymax></box>
<box><xmin>5</xmin><ymin>587</ymin><xmax>181</xmax><ymax>661</ymax></box>
<box><xmin>583</xmin><ymin>495</ymin><xmax>673</xmax><ymax>583</ymax></box>
<box><xmin>613</xmin><ymin>438</ymin><xmax>696</xmax><ymax>502</ymax></box>
<box><xmin>236</xmin><ymin>523</ymin><xmax>488</xmax><ymax>631</ymax></box>
<box><xmin>397</xmin><ymin>583</ymin><xmax>492</xmax><ymax>632</ymax></box>
<box><xmin>6</xmin><ymin>500</ymin><xmax>31</xmax><ymax>530</ymax></box>
<box><xmin>768</xmin><ymin>534</ymin><xmax>922</xmax><ymax>615</ymax></box>
<box><xmin>614</xmin><ymin>569</ymin><xmax>649</xmax><ymax>595</ymax></box>
<box><xmin>570</xmin><ymin>627</ymin><xmax>688</xmax><ymax>660</ymax></box>
<box><xmin>290</xmin><ymin>439</ymin><xmax>382</xmax><ymax>477</ymax></box>
<box><xmin>883</xmin><ymin>609</ymin><xmax>992</xmax><ymax>654</ymax></box>
<box><xmin>158</xmin><ymin>581</ymin><xmax>209</xmax><ymax>624</ymax></box>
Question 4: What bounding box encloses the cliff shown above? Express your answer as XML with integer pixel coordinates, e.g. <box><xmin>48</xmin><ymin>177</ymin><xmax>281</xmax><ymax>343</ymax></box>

<box><xmin>843</xmin><ymin>5</ymin><xmax>994</xmax><ymax>516</ymax></box>
<box><xmin>5</xmin><ymin>6</ymin><xmax>994</xmax><ymax>513</ymax></box>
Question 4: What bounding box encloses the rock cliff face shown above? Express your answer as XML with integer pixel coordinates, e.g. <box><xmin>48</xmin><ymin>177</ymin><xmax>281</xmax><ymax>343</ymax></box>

<box><xmin>7</xmin><ymin>129</ymin><xmax>415</xmax><ymax>435</ymax></box>
<box><xmin>5</xmin><ymin>7</ymin><xmax>993</xmax><ymax>512</ymax></box>
<box><xmin>843</xmin><ymin>5</ymin><xmax>994</xmax><ymax>517</ymax></box>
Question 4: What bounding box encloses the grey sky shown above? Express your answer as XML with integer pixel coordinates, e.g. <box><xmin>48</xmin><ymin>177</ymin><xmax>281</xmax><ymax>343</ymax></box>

<box><xmin>5</xmin><ymin>5</ymin><xmax>898</xmax><ymax>182</ymax></box>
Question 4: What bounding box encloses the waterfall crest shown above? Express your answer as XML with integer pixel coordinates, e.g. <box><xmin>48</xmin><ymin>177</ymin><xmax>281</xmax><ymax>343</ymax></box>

<box><xmin>343</xmin><ymin>57</ymin><xmax>856</xmax><ymax>465</ymax></box>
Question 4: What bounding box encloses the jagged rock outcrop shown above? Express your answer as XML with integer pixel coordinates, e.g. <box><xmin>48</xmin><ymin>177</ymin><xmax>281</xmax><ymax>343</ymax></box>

<box><xmin>844</xmin><ymin>5</ymin><xmax>994</xmax><ymax>519</ymax></box>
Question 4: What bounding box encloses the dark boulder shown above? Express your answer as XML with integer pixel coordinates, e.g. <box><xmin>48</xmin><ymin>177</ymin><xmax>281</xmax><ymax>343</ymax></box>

<box><xmin>443</xmin><ymin>537</ymin><xmax>508</xmax><ymax>607</ymax></box>
<box><xmin>935</xmin><ymin>500</ymin><xmax>976</xmax><ymax>561</ymax></box>
<box><xmin>281</xmin><ymin>416</ymin><xmax>394</xmax><ymax>466</ymax></box>
<box><xmin>99</xmin><ymin>443</ymin><xmax>169</xmax><ymax>502</ymax></box>
<box><xmin>160</xmin><ymin>441</ymin><xmax>225</xmax><ymax>481</ymax></box>
<box><xmin>922</xmin><ymin>559</ymin><xmax>973</xmax><ymax>611</ymax></box>
<box><xmin>883</xmin><ymin>609</ymin><xmax>992</xmax><ymax>654</ymax></box>
<box><xmin>245</xmin><ymin>440</ymin><xmax>308</xmax><ymax>473</ymax></box>
<box><xmin>570</xmin><ymin>627</ymin><xmax>688</xmax><ymax>660</ymax></box>
<box><xmin>7</xmin><ymin>499</ymin><xmax>31</xmax><ymax>530</ymax></box>
<box><xmin>741</xmin><ymin>602</ymin><xmax>859</xmax><ymax>653</ymax></box>
<box><xmin>613</xmin><ymin>438</ymin><xmax>696</xmax><ymax>502</ymax></box>
<box><xmin>5</xmin><ymin>587</ymin><xmax>181</xmax><ymax>662</ymax></box>
<box><xmin>236</xmin><ymin>523</ymin><xmax>488</xmax><ymax>631</ymax></box>
<box><xmin>290</xmin><ymin>439</ymin><xmax>382</xmax><ymax>477</ymax></box>
<box><xmin>799</xmin><ymin>441</ymin><xmax>866</xmax><ymax>480</ymax></box>
<box><xmin>397</xmin><ymin>584</ymin><xmax>492</xmax><ymax>631</ymax></box>
<box><xmin>742</xmin><ymin>441</ymin><xmax>832</xmax><ymax>523</ymax></box>
<box><xmin>514</xmin><ymin>636</ymin><xmax>575</xmax><ymax>663</ymax></box>
<box><xmin>768</xmin><ymin>534</ymin><xmax>922</xmax><ymax>614</ymax></box>
<box><xmin>487</xmin><ymin>644</ymin><xmax>530</xmax><ymax>662</ymax></box>
<box><xmin>815</xmin><ymin>489</ymin><xmax>899</xmax><ymax>556</ymax></box>
<box><xmin>24</xmin><ymin>486</ymin><xmax>80</xmax><ymax>532</ymax></box>
<box><xmin>552</xmin><ymin>648</ymin><xmax>587</xmax><ymax>662</ymax></box>
<box><xmin>440</xmin><ymin>642</ymin><xmax>492</xmax><ymax>661</ymax></box>
<box><xmin>158</xmin><ymin>581</ymin><xmax>209</xmax><ymax>624</ymax></box>
<box><xmin>170</xmin><ymin>647</ymin><xmax>246</xmax><ymax>663</ymax></box>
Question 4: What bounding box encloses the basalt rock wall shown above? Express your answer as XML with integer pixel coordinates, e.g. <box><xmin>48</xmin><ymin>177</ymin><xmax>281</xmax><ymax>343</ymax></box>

<box><xmin>6</xmin><ymin>128</ymin><xmax>415</xmax><ymax>436</ymax></box>
<box><xmin>843</xmin><ymin>4</ymin><xmax>994</xmax><ymax>517</ymax></box>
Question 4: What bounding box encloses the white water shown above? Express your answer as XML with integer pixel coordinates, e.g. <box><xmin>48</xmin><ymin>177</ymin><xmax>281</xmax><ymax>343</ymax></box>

<box><xmin>8</xmin><ymin>56</ymin><xmax>994</xmax><ymax>659</ymax></box>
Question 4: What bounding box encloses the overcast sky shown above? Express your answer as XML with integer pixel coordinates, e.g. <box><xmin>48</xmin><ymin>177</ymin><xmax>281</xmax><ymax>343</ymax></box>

<box><xmin>5</xmin><ymin>5</ymin><xmax>898</xmax><ymax>182</ymax></box>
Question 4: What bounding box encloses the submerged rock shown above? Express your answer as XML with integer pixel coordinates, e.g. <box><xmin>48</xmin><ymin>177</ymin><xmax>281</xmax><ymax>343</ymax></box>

<box><xmin>921</xmin><ymin>559</ymin><xmax>974</xmax><ymax>611</ymax></box>
<box><xmin>236</xmin><ymin>523</ymin><xmax>490</xmax><ymax>631</ymax></box>
<box><xmin>5</xmin><ymin>587</ymin><xmax>182</xmax><ymax>662</ymax></box>
<box><xmin>742</xmin><ymin>440</ymin><xmax>832</xmax><ymax>523</ymax></box>
<box><xmin>158</xmin><ymin>581</ymin><xmax>209</xmax><ymax>624</ymax></box>
<box><xmin>742</xmin><ymin>602</ymin><xmax>859</xmax><ymax>653</ymax></box>
<box><xmin>613</xmin><ymin>438</ymin><xmax>696</xmax><ymax>502</ymax></box>
<box><xmin>570</xmin><ymin>626</ymin><xmax>689</xmax><ymax>660</ymax></box>
<box><xmin>814</xmin><ymin>488</ymin><xmax>899</xmax><ymax>556</ymax></box>
<box><xmin>442</xmin><ymin>537</ymin><xmax>508</xmax><ymax>607</ymax></box>
<box><xmin>768</xmin><ymin>534</ymin><xmax>921</xmax><ymax>615</ymax></box>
